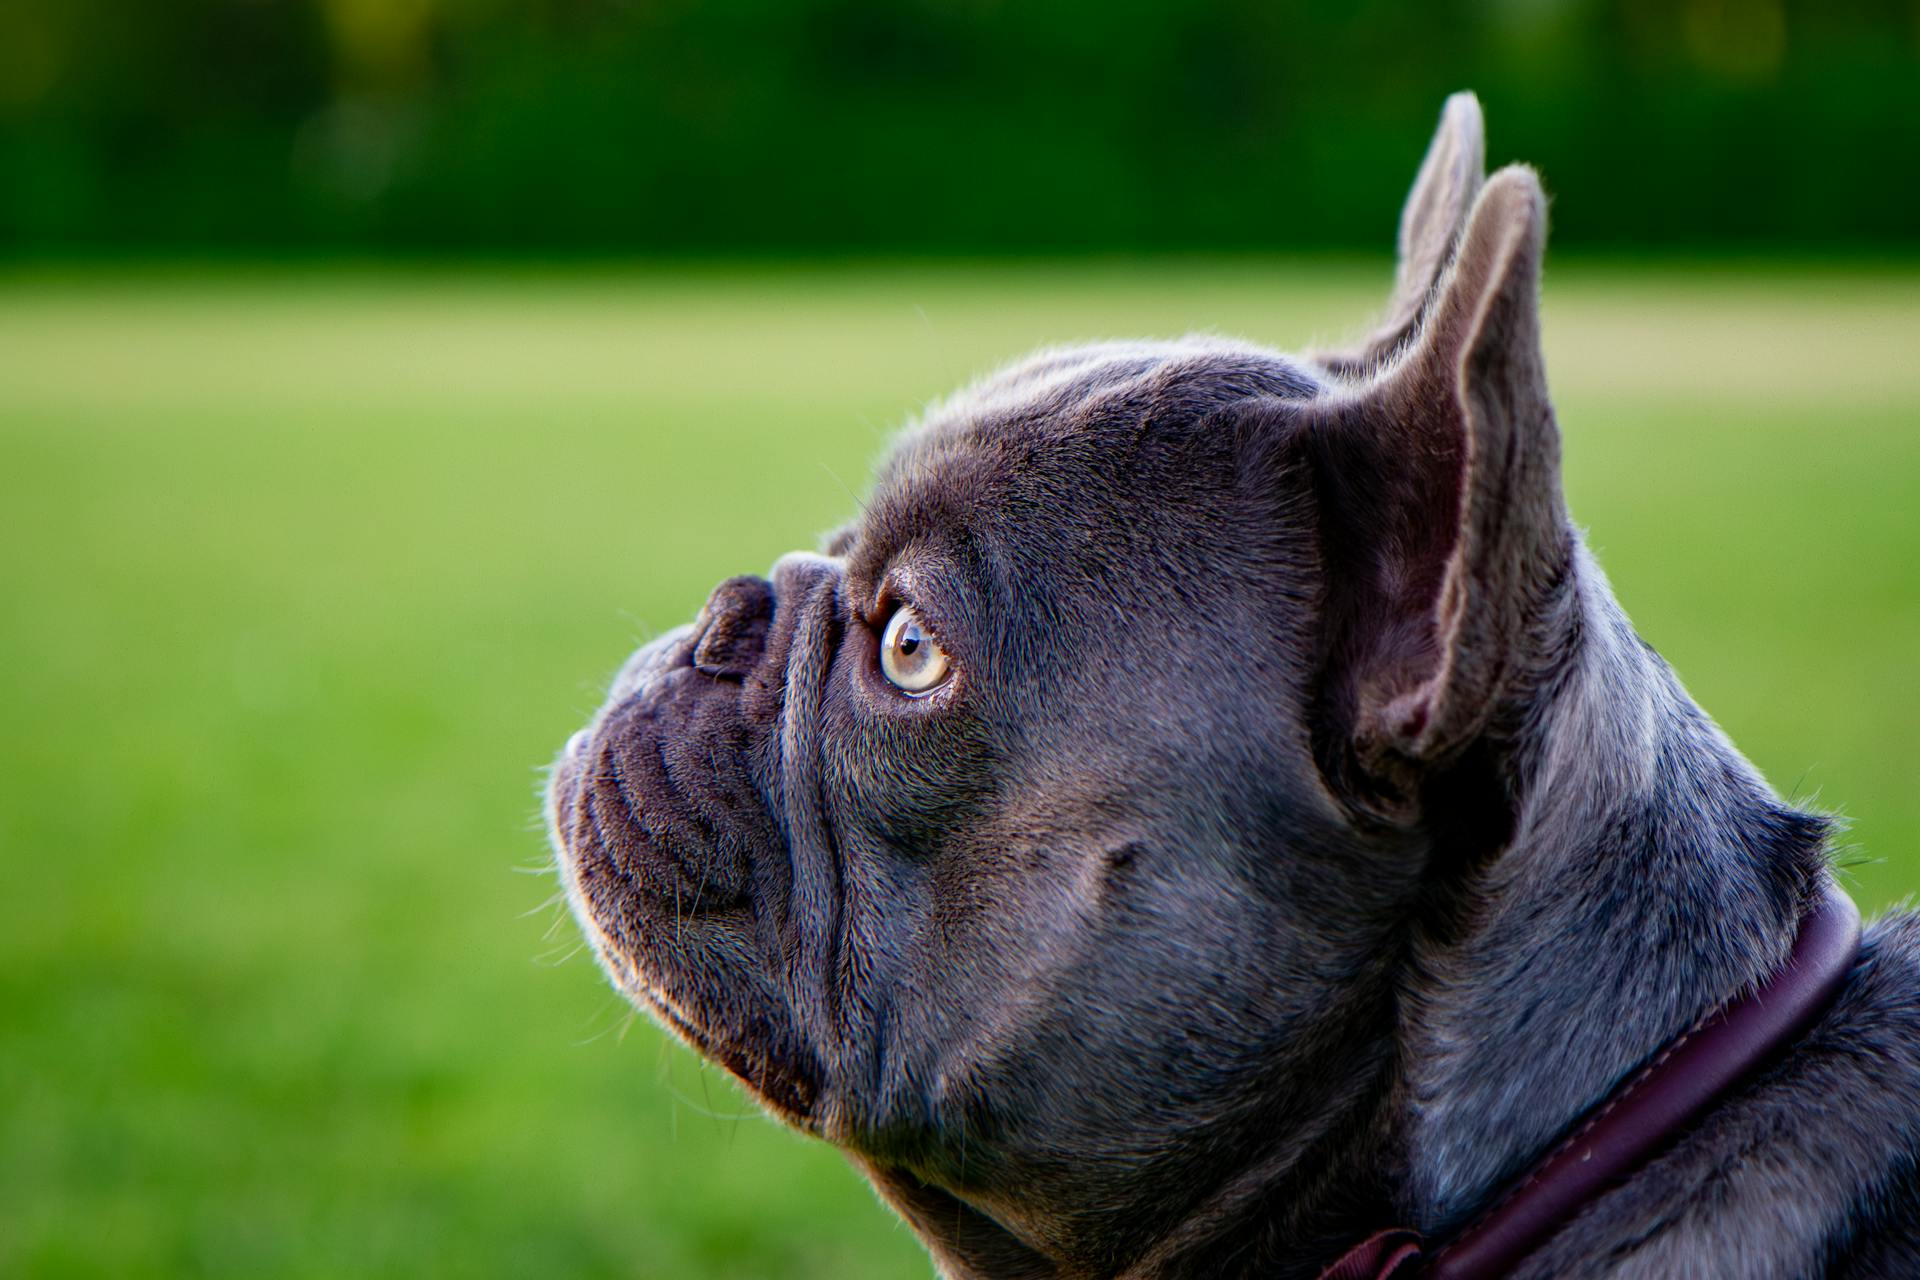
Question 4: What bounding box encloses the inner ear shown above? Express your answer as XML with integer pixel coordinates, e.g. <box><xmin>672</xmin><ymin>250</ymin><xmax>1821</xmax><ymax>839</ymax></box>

<box><xmin>1305</xmin><ymin>166</ymin><xmax>1573</xmax><ymax>815</ymax></box>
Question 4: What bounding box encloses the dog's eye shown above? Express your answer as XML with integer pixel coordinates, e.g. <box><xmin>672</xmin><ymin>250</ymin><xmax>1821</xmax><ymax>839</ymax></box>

<box><xmin>879</xmin><ymin>605</ymin><xmax>951</xmax><ymax>695</ymax></box>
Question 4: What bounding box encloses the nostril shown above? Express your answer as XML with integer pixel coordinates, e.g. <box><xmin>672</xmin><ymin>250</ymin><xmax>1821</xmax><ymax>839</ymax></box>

<box><xmin>692</xmin><ymin>575</ymin><xmax>776</xmax><ymax>678</ymax></box>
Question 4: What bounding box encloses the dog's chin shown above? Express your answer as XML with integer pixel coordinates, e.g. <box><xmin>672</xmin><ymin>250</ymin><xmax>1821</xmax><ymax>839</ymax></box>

<box><xmin>545</xmin><ymin>736</ymin><xmax>825</xmax><ymax>1126</ymax></box>
<box><xmin>611</xmin><ymin>958</ymin><xmax>823</xmax><ymax>1123</ymax></box>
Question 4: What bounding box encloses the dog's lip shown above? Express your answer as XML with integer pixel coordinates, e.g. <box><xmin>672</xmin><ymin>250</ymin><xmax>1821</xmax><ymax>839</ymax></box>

<box><xmin>550</xmin><ymin>618</ymin><xmax>825</xmax><ymax>1122</ymax></box>
<box><xmin>548</xmin><ymin>708</ymin><xmax>819</xmax><ymax>1123</ymax></box>
<box><xmin>638</xmin><ymin>987</ymin><xmax>821</xmax><ymax>1122</ymax></box>
<box><xmin>546</xmin><ymin>726</ymin><xmax>595</xmax><ymax>832</ymax></box>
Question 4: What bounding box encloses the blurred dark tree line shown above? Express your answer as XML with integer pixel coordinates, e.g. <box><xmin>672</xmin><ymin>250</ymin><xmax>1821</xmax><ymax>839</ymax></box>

<box><xmin>1</xmin><ymin>0</ymin><xmax>1916</xmax><ymax>255</ymax></box>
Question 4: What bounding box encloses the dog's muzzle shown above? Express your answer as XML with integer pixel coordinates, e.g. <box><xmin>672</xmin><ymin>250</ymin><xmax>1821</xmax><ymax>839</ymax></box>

<box><xmin>548</xmin><ymin>573</ymin><xmax>786</xmax><ymax>915</ymax></box>
<box><xmin>545</xmin><ymin>559</ymin><xmax>849</xmax><ymax>1122</ymax></box>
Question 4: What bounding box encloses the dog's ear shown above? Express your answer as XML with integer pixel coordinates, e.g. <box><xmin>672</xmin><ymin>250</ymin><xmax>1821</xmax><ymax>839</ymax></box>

<box><xmin>1305</xmin><ymin>166</ymin><xmax>1573</xmax><ymax>813</ymax></box>
<box><xmin>1318</xmin><ymin>92</ymin><xmax>1485</xmax><ymax>378</ymax></box>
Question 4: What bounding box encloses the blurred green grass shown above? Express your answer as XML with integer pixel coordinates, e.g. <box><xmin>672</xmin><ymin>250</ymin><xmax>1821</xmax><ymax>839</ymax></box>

<box><xmin>1</xmin><ymin>261</ymin><xmax>1916</xmax><ymax>1278</ymax></box>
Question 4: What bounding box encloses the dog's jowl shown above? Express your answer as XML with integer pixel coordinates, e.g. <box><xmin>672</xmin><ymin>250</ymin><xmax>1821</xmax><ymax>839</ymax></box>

<box><xmin>545</xmin><ymin>94</ymin><xmax>1920</xmax><ymax>1279</ymax></box>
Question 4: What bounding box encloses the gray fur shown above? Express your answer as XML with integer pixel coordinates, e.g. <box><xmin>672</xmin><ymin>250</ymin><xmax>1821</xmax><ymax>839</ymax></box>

<box><xmin>544</xmin><ymin>93</ymin><xmax>1920</xmax><ymax>1278</ymax></box>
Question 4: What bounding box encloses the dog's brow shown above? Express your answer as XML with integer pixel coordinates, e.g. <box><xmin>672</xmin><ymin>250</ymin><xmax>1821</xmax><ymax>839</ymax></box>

<box><xmin>843</xmin><ymin>504</ymin><xmax>921</xmax><ymax>609</ymax></box>
<box><xmin>847</xmin><ymin>530</ymin><xmax>983</xmax><ymax>640</ymax></box>
<box><xmin>843</xmin><ymin>538</ymin><xmax>890</xmax><ymax>613</ymax></box>
<box><xmin>850</xmin><ymin>542</ymin><xmax>925</xmax><ymax>619</ymax></box>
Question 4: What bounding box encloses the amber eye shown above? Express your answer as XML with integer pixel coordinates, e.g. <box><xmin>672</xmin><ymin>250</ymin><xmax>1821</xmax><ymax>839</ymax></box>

<box><xmin>878</xmin><ymin>605</ymin><xmax>952</xmax><ymax>695</ymax></box>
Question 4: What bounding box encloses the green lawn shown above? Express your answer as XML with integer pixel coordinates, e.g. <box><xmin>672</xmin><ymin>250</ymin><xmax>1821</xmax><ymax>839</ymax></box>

<box><xmin>2</xmin><ymin>261</ymin><xmax>1916</xmax><ymax>1278</ymax></box>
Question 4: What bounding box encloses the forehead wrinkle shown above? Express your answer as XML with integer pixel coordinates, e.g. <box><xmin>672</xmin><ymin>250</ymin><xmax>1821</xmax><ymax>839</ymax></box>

<box><xmin>923</xmin><ymin>335</ymin><xmax>1319</xmax><ymax>428</ymax></box>
<box><xmin>852</xmin><ymin>429</ymin><xmax>1014</xmax><ymax>589</ymax></box>
<box><xmin>845</xmin><ymin>337</ymin><xmax>1323</xmax><ymax>632</ymax></box>
<box><xmin>847</xmin><ymin>477</ymin><xmax>995</xmax><ymax>618</ymax></box>
<box><xmin>876</xmin><ymin>343</ymin><xmax>1322</xmax><ymax>511</ymax></box>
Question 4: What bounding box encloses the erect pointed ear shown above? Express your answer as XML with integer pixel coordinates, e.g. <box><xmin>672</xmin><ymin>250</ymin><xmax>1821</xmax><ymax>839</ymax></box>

<box><xmin>1317</xmin><ymin>92</ymin><xmax>1485</xmax><ymax>379</ymax></box>
<box><xmin>1305</xmin><ymin>166</ymin><xmax>1573</xmax><ymax>811</ymax></box>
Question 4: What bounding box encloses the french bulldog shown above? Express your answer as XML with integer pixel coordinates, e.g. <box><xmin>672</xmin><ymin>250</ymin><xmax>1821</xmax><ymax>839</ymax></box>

<box><xmin>545</xmin><ymin>94</ymin><xmax>1920</xmax><ymax>1278</ymax></box>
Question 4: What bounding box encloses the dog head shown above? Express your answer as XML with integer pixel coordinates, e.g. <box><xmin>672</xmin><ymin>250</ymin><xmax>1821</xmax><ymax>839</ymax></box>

<box><xmin>547</xmin><ymin>94</ymin><xmax>1575</xmax><ymax>1273</ymax></box>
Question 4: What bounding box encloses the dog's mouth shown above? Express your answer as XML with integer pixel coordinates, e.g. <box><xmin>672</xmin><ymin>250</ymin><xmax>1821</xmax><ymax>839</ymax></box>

<box><xmin>624</xmin><ymin>972</ymin><xmax>820</xmax><ymax>1120</ymax></box>
<box><xmin>544</xmin><ymin>635</ymin><xmax>828</xmax><ymax>1126</ymax></box>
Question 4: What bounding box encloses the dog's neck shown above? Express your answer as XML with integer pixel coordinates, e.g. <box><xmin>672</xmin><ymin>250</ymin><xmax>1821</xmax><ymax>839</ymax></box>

<box><xmin>1123</xmin><ymin>548</ymin><xmax>1829</xmax><ymax>1279</ymax></box>
<box><xmin>1392</xmin><ymin>545</ymin><xmax>1828</xmax><ymax>1232</ymax></box>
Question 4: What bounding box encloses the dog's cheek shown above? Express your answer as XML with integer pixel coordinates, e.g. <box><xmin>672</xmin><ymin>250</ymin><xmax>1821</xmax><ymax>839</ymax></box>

<box><xmin>822</xmin><ymin>700</ymin><xmax>996</xmax><ymax>851</ymax></box>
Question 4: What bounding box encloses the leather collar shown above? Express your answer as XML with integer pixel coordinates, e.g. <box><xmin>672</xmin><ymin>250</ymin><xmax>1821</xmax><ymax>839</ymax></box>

<box><xmin>1319</xmin><ymin>881</ymin><xmax>1863</xmax><ymax>1279</ymax></box>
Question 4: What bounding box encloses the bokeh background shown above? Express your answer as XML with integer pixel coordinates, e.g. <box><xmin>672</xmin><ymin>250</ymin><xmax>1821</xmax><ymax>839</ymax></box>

<box><xmin>3</xmin><ymin>3</ymin><xmax>1917</xmax><ymax>1277</ymax></box>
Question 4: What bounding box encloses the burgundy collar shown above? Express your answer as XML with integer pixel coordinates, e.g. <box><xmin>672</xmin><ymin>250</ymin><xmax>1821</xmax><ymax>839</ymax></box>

<box><xmin>1319</xmin><ymin>882</ymin><xmax>1862</xmax><ymax>1280</ymax></box>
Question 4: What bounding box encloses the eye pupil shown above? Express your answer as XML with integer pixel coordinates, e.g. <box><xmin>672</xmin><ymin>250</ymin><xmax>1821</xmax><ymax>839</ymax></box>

<box><xmin>899</xmin><ymin>633</ymin><xmax>920</xmax><ymax>655</ymax></box>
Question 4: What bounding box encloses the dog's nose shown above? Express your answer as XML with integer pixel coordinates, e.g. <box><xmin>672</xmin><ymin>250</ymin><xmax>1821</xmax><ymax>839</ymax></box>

<box><xmin>692</xmin><ymin>575</ymin><xmax>775</xmax><ymax>678</ymax></box>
